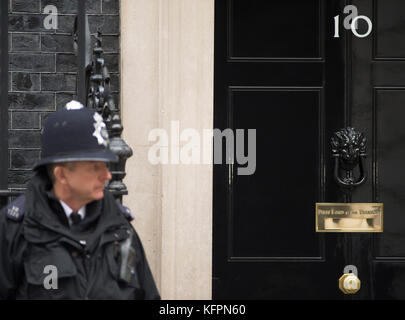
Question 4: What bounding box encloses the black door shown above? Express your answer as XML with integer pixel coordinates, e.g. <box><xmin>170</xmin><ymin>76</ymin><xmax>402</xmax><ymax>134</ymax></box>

<box><xmin>214</xmin><ymin>0</ymin><xmax>405</xmax><ymax>299</ymax></box>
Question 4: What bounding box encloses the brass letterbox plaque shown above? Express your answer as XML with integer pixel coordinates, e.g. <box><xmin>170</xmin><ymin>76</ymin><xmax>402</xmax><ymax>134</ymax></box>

<box><xmin>316</xmin><ymin>203</ymin><xmax>383</xmax><ymax>232</ymax></box>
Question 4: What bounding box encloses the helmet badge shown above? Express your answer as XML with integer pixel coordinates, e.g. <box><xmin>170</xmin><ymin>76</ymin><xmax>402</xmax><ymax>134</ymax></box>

<box><xmin>65</xmin><ymin>100</ymin><xmax>84</xmax><ymax>110</ymax></box>
<box><xmin>93</xmin><ymin>112</ymin><xmax>109</xmax><ymax>147</ymax></box>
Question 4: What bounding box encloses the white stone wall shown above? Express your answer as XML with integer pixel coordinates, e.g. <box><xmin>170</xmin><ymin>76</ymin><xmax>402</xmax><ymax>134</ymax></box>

<box><xmin>120</xmin><ymin>0</ymin><xmax>214</xmax><ymax>299</ymax></box>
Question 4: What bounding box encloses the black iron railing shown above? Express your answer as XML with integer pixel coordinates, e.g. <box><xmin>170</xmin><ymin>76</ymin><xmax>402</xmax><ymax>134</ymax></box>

<box><xmin>76</xmin><ymin>2</ymin><xmax>132</xmax><ymax>203</ymax></box>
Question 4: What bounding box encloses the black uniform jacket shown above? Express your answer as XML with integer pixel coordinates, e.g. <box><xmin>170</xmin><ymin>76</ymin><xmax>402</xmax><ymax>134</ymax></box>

<box><xmin>0</xmin><ymin>169</ymin><xmax>160</xmax><ymax>300</ymax></box>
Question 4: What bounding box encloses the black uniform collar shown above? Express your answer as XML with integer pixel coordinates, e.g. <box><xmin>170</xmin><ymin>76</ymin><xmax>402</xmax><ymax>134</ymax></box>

<box><xmin>44</xmin><ymin>189</ymin><xmax>70</xmax><ymax>227</ymax></box>
<box><xmin>43</xmin><ymin>188</ymin><xmax>103</xmax><ymax>232</ymax></box>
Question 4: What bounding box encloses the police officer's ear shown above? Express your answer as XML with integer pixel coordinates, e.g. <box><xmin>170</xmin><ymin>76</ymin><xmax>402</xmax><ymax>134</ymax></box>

<box><xmin>52</xmin><ymin>165</ymin><xmax>67</xmax><ymax>185</ymax></box>
<box><xmin>52</xmin><ymin>163</ymin><xmax>76</xmax><ymax>185</ymax></box>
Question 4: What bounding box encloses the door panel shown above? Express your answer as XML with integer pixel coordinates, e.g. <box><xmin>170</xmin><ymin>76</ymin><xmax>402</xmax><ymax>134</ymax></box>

<box><xmin>374</xmin><ymin>0</ymin><xmax>405</xmax><ymax>59</ymax></box>
<box><xmin>229</xmin><ymin>0</ymin><xmax>321</xmax><ymax>59</ymax></box>
<box><xmin>231</xmin><ymin>89</ymin><xmax>321</xmax><ymax>258</ymax></box>
<box><xmin>376</xmin><ymin>90</ymin><xmax>405</xmax><ymax>257</ymax></box>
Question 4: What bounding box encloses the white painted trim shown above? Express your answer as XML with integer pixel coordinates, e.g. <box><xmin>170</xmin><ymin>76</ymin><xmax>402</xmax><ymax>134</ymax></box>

<box><xmin>120</xmin><ymin>0</ymin><xmax>214</xmax><ymax>299</ymax></box>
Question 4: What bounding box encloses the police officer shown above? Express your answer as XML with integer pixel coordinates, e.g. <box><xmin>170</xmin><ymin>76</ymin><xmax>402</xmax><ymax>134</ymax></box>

<box><xmin>0</xmin><ymin>101</ymin><xmax>160</xmax><ymax>299</ymax></box>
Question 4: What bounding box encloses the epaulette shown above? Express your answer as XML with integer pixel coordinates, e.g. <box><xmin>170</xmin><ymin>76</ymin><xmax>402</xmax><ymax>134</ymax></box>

<box><xmin>117</xmin><ymin>202</ymin><xmax>134</xmax><ymax>222</ymax></box>
<box><xmin>5</xmin><ymin>195</ymin><xmax>26</xmax><ymax>222</ymax></box>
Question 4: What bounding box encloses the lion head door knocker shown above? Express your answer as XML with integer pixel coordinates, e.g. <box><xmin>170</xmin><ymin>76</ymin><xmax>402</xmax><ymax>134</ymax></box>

<box><xmin>331</xmin><ymin>127</ymin><xmax>367</xmax><ymax>201</ymax></box>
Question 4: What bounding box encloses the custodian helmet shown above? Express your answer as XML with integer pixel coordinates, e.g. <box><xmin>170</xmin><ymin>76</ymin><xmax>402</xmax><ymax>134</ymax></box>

<box><xmin>33</xmin><ymin>100</ymin><xmax>118</xmax><ymax>170</ymax></box>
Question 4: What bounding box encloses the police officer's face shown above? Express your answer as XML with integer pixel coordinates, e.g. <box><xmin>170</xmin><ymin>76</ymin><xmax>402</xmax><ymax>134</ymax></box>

<box><xmin>61</xmin><ymin>161</ymin><xmax>112</xmax><ymax>203</ymax></box>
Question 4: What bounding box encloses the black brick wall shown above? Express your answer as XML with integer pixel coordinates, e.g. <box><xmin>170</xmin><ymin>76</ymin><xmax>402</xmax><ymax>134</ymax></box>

<box><xmin>8</xmin><ymin>0</ymin><xmax>120</xmax><ymax>190</ymax></box>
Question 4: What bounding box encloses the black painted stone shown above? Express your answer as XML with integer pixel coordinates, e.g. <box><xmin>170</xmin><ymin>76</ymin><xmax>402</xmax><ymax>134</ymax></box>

<box><xmin>41</xmin><ymin>0</ymin><xmax>101</xmax><ymax>14</ymax></box>
<box><xmin>11</xmin><ymin>149</ymin><xmax>40</xmax><ymax>169</ymax></box>
<box><xmin>12</xmin><ymin>111</ymin><xmax>40</xmax><ymax>129</ymax></box>
<box><xmin>55</xmin><ymin>15</ymin><xmax>76</xmax><ymax>34</ymax></box>
<box><xmin>12</xmin><ymin>0</ymin><xmax>40</xmax><ymax>13</ymax></box>
<box><xmin>88</xmin><ymin>0</ymin><xmax>102</xmax><ymax>14</ymax></box>
<box><xmin>12</xmin><ymin>33</ymin><xmax>40</xmax><ymax>52</ymax></box>
<box><xmin>56</xmin><ymin>92</ymin><xmax>75</xmax><ymax>109</ymax></box>
<box><xmin>12</xmin><ymin>72</ymin><xmax>40</xmax><ymax>91</ymax></box>
<box><xmin>6</xmin><ymin>0</ymin><xmax>121</xmax><ymax>180</ymax></box>
<box><xmin>8</xmin><ymin>129</ymin><xmax>41</xmax><ymax>148</ymax></box>
<box><xmin>41</xmin><ymin>34</ymin><xmax>73</xmax><ymax>52</ymax></box>
<box><xmin>92</xmin><ymin>34</ymin><xmax>119</xmax><ymax>53</ymax></box>
<box><xmin>41</xmin><ymin>73</ymin><xmax>76</xmax><ymax>91</ymax></box>
<box><xmin>8</xmin><ymin>14</ymin><xmax>44</xmax><ymax>32</ymax></box>
<box><xmin>8</xmin><ymin>93</ymin><xmax>55</xmax><ymax>111</ymax></box>
<box><xmin>8</xmin><ymin>170</ymin><xmax>35</xmax><ymax>187</ymax></box>
<box><xmin>9</xmin><ymin>53</ymin><xmax>55</xmax><ymax>72</ymax></box>
<box><xmin>88</xmin><ymin>15</ymin><xmax>119</xmax><ymax>34</ymax></box>
<box><xmin>109</xmin><ymin>73</ymin><xmax>119</xmax><ymax>92</ymax></box>
<box><xmin>8</xmin><ymin>33</ymin><xmax>11</xmax><ymax>52</ymax></box>
<box><xmin>39</xmin><ymin>111</ymin><xmax>52</xmax><ymax>125</ymax></box>
<box><xmin>56</xmin><ymin>53</ymin><xmax>76</xmax><ymax>72</ymax></box>
<box><xmin>41</xmin><ymin>0</ymin><xmax>76</xmax><ymax>14</ymax></box>
<box><xmin>104</xmin><ymin>54</ymin><xmax>119</xmax><ymax>72</ymax></box>
<box><xmin>102</xmin><ymin>0</ymin><xmax>119</xmax><ymax>14</ymax></box>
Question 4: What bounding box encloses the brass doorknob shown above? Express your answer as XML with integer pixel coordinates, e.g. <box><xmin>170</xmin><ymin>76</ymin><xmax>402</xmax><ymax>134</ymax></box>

<box><xmin>339</xmin><ymin>265</ymin><xmax>361</xmax><ymax>294</ymax></box>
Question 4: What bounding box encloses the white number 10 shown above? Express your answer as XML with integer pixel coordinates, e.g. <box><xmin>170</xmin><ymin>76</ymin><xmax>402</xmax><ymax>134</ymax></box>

<box><xmin>334</xmin><ymin>5</ymin><xmax>372</xmax><ymax>38</ymax></box>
